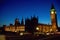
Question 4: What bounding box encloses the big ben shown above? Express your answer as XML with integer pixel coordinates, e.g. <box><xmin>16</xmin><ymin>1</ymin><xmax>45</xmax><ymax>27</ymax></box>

<box><xmin>50</xmin><ymin>4</ymin><xmax>58</xmax><ymax>32</ymax></box>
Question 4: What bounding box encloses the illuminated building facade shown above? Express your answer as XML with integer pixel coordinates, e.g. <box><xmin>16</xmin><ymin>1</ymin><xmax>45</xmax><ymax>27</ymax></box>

<box><xmin>4</xmin><ymin>4</ymin><xmax>58</xmax><ymax>34</ymax></box>
<box><xmin>4</xmin><ymin>18</ymin><xmax>25</xmax><ymax>32</ymax></box>
<box><xmin>36</xmin><ymin>4</ymin><xmax>58</xmax><ymax>33</ymax></box>
<box><xmin>50</xmin><ymin>4</ymin><xmax>58</xmax><ymax>32</ymax></box>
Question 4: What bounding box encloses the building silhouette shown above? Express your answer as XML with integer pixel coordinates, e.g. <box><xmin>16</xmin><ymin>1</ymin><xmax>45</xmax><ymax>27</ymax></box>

<box><xmin>4</xmin><ymin>4</ymin><xmax>58</xmax><ymax>34</ymax></box>
<box><xmin>21</xmin><ymin>18</ymin><xmax>24</xmax><ymax>25</ymax></box>
<box><xmin>15</xmin><ymin>18</ymin><xmax>20</xmax><ymax>26</ymax></box>
<box><xmin>25</xmin><ymin>16</ymin><xmax>38</xmax><ymax>33</ymax></box>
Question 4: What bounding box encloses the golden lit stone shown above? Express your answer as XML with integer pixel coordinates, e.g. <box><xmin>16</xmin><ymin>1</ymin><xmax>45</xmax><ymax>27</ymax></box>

<box><xmin>50</xmin><ymin>29</ymin><xmax>52</xmax><ymax>32</ymax></box>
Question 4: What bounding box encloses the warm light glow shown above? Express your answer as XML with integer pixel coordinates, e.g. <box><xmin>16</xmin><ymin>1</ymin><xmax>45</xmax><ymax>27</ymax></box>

<box><xmin>50</xmin><ymin>29</ymin><xmax>52</xmax><ymax>32</ymax></box>
<box><xmin>46</xmin><ymin>33</ymin><xmax>50</xmax><ymax>35</ymax></box>
<box><xmin>5</xmin><ymin>26</ymin><xmax>25</xmax><ymax>32</ymax></box>
<box><xmin>15</xmin><ymin>30</ymin><xmax>17</xmax><ymax>32</ymax></box>
<box><xmin>20</xmin><ymin>33</ymin><xmax>23</xmax><ymax>35</ymax></box>
<box><xmin>56</xmin><ymin>29</ymin><xmax>58</xmax><ymax>31</ymax></box>
<box><xmin>36</xmin><ymin>27</ymin><xmax>39</xmax><ymax>30</ymax></box>
<box><xmin>51</xmin><ymin>11</ymin><xmax>54</xmax><ymax>14</ymax></box>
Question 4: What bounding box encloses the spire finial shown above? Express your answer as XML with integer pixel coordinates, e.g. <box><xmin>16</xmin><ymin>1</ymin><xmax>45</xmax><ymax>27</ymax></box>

<box><xmin>21</xmin><ymin>17</ymin><xmax>24</xmax><ymax>25</ymax></box>
<box><xmin>51</xmin><ymin>3</ymin><xmax>55</xmax><ymax>9</ymax></box>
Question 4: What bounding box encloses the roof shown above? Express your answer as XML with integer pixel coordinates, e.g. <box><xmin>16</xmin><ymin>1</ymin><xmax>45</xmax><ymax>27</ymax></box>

<box><xmin>38</xmin><ymin>23</ymin><xmax>51</xmax><ymax>26</ymax></box>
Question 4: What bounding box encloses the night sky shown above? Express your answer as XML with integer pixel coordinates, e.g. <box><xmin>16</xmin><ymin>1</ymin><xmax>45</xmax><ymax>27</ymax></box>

<box><xmin>0</xmin><ymin>0</ymin><xmax>60</xmax><ymax>27</ymax></box>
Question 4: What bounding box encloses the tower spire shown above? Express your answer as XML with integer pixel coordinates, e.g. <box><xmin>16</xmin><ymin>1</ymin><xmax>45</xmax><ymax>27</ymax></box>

<box><xmin>15</xmin><ymin>18</ymin><xmax>20</xmax><ymax>26</ymax></box>
<box><xmin>50</xmin><ymin>3</ymin><xmax>58</xmax><ymax>32</ymax></box>
<box><xmin>51</xmin><ymin>3</ymin><xmax>55</xmax><ymax>9</ymax></box>
<box><xmin>50</xmin><ymin>3</ymin><xmax>56</xmax><ymax>14</ymax></box>
<box><xmin>21</xmin><ymin>17</ymin><xmax>24</xmax><ymax>25</ymax></box>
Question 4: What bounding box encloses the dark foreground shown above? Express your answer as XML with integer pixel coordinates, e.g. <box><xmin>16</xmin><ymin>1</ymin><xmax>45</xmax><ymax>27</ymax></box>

<box><xmin>4</xmin><ymin>34</ymin><xmax>60</xmax><ymax>40</ymax></box>
<box><xmin>0</xmin><ymin>31</ymin><xmax>60</xmax><ymax>40</ymax></box>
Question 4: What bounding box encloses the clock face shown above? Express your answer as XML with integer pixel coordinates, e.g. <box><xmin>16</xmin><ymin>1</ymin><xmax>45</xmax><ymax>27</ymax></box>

<box><xmin>51</xmin><ymin>11</ymin><xmax>54</xmax><ymax>14</ymax></box>
<box><xmin>55</xmin><ymin>12</ymin><xmax>56</xmax><ymax>13</ymax></box>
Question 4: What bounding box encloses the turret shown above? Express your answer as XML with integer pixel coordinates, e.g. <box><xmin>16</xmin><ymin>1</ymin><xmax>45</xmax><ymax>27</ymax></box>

<box><xmin>21</xmin><ymin>18</ymin><xmax>24</xmax><ymax>25</ymax></box>
<box><xmin>15</xmin><ymin>18</ymin><xmax>20</xmax><ymax>26</ymax></box>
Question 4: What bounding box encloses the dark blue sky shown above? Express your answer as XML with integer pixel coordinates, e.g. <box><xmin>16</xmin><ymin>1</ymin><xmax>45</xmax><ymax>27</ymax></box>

<box><xmin>0</xmin><ymin>0</ymin><xmax>60</xmax><ymax>27</ymax></box>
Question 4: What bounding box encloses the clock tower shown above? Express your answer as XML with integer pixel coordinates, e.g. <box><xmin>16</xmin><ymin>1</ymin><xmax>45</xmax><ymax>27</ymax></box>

<box><xmin>50</xmin><ymin>4</ymin><xmax>58</xmax><ymax>32</ymax></box>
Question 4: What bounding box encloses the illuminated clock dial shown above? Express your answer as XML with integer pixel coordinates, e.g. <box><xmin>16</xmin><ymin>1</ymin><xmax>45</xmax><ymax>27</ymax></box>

<box><xmin>51</xmin><ymin>11</ymin><xmax>54</xmax><ymax>14</ymax></box>
<box><xmin>55</xmin><ymin>12</ymin><xmax>56</xmax><ymax>14</ymax></box>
